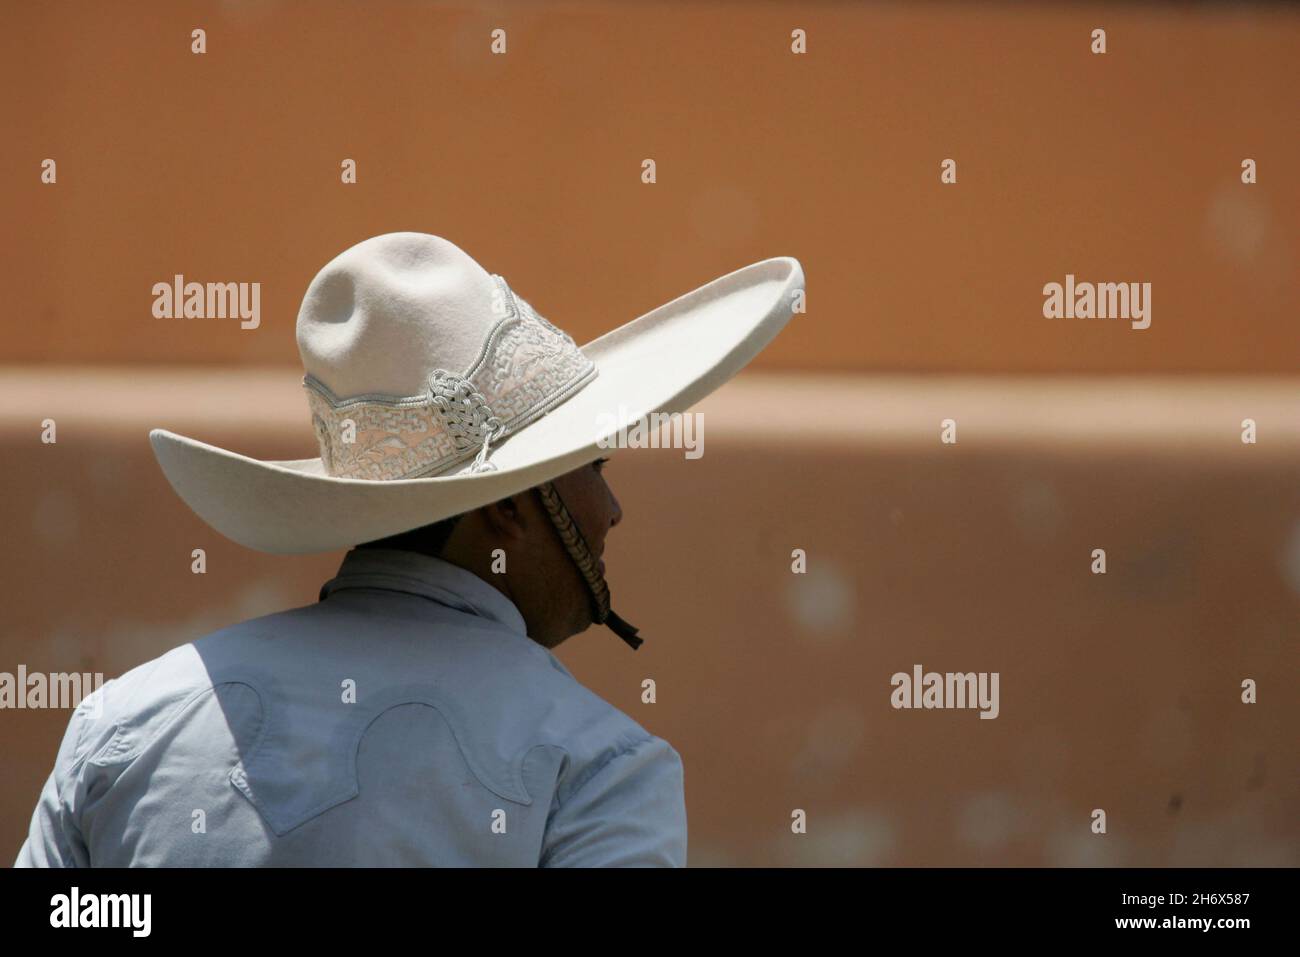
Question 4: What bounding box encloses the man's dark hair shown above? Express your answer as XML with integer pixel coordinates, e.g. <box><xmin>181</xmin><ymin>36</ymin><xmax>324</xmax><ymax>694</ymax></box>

<box><xmin>356</xmin><ymin>514</ymin><xmax>463</xmax><ymax>557</ymax></box>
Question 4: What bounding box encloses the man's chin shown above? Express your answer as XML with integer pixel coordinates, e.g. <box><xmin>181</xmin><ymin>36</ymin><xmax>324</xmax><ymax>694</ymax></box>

<box><xmin>536</xmin><ymin>613</ymin><xmax>596</xmax><ymax>649</ymax></box>
<box><xmin>571</xmin><ymin>610</ymin><xmax>600</xmax><ymax>640</ymax></box>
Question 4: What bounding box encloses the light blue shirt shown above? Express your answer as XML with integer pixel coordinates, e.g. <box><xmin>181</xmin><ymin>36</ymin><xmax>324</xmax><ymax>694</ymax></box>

<box><xmin>14</xmin><ymin>548</ymin><xmax>687</xmax><ymax>867</ymax></box>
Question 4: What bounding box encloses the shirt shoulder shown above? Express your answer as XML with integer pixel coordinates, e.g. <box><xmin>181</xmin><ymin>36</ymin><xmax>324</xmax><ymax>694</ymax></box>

<box><xmin>41</xmin><ymin>598</ymin><xmax>680</xmax><ymax>864</ymax></box>
<box><xmin>541</xmin><ymin>730</ymin><xmax>687</xmax><ymax>867</ymax></box>
<box><xmin>63</xmin><ymin>639</ymin><xmax>215</xmax><ymax>771</ymax></box>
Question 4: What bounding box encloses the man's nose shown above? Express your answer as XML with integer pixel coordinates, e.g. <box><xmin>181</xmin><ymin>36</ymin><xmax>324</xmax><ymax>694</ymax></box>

<box><xmin>608</xmin><ymin>490</ymin><xmax>623</xmax><ymax>529</ymax></box>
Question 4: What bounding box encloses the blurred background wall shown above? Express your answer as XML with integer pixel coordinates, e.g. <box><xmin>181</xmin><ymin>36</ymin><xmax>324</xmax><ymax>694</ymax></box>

<box><xmin>2</xmin><ymin>0</ymin><xmax>1297</xmax><ymax>866</ymax></box>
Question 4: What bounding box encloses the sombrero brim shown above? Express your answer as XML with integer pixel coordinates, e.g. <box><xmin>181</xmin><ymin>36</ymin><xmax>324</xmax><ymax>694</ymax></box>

<box><xmin>150</xmin><ymin>255</ymin><xmax>803</xmax><ymax>554</ymax></box>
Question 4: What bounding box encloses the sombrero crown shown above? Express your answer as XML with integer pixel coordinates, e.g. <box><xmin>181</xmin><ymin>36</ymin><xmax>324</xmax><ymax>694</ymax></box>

<box><xmin>298</xmin><ymin>233</ymin><xmax>595</xmax><ymax>480</ymax></box>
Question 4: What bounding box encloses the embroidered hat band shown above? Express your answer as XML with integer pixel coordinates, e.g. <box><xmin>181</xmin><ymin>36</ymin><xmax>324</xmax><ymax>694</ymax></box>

<box><xmin>304</xmin><ymin>275</ymin><xmax>596</xmax><ymax>481</ymax></box>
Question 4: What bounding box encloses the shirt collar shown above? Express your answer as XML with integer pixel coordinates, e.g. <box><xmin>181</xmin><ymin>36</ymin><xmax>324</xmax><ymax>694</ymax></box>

<box><xmin>319</xmin><ymin>547</ymin><xmax>530</xmax><ymax>638</ymax></box>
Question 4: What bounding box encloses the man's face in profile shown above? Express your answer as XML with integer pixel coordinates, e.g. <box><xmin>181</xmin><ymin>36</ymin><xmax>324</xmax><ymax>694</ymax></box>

<box><xmin>446</xmin><ymin>456</ymin><xmax>623</xmax><ymax>649</ymax></box>
<box><xmin>530</xmin><ymin>456</ymin><xmax>622</xmax><ymax>647</ymax></box>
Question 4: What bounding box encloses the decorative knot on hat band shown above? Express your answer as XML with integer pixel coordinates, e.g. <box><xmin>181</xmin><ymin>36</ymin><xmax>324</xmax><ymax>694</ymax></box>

<box><xmin>428</xmin><ymin>373</ymin><xmax>504</xmax><ymax>473</ymax></box>
<box><xmin>305</xmin><ymin>275</ymin><xmax>596</xmax><ymax>481</ymax></box>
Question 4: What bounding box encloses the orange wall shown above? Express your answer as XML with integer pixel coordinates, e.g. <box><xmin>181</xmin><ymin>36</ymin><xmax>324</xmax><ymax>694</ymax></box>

<box><xmin>3</xmin><ymin>1</ymin><xmax>1297</xmax><ymax>372</ymax></box>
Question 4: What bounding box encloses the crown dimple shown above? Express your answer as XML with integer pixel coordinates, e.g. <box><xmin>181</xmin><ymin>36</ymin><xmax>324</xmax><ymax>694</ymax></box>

<box><xmin>308</xmin><ymin>269</ymin><xmax>358</xmax><ymax>326</ymax></box>
<box><xmin>297</xmin><ymin>233</ymin><xmax>500</xmax><ymax>397</ymax></box>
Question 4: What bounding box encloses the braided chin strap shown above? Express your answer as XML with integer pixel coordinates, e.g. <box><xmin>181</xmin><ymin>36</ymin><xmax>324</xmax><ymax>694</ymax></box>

<box><xmin>534</xmin><ymin>481</ymin><xmax>643</xmax><ymax>650</ymax></box>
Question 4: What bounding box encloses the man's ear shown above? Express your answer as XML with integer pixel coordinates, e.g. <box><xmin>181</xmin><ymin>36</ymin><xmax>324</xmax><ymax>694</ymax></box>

<box><xmin>479</xmin><ymin>494</ymin><xmax>529</xmax><ymax>541</ymax></box>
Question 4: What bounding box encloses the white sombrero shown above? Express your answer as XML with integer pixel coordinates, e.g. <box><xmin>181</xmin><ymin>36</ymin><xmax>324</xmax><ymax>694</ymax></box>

<box><xmin>150</xmin><ymin>232</ymin><xmax>804</xmax><ymax>555</ymax></box>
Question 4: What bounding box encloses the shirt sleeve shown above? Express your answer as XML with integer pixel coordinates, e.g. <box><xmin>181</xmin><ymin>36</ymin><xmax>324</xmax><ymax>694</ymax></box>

<box><xmin>13</xmin><ymin>704</ymin><xmax>93</xmax><ymax>868</ymax></box>
<box><xmin>540</xmin><ymin>734</ymin><xmax>687</xmax><ymax>868</ymax></box>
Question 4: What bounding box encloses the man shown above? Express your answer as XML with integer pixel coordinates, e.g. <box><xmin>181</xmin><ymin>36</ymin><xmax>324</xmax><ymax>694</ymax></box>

<box><xmin>15</xmin><ymin>232</ymin><xmax>803</xmax><ymax>867</ymax></box>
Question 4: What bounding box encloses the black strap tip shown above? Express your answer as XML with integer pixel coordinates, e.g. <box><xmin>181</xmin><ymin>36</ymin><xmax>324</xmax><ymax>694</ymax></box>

<box><xmin>605</xmin><ymin>610</ymin><xmax>644</xmax><ymax>650</ymax></box>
